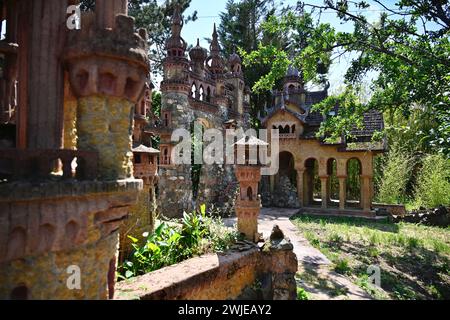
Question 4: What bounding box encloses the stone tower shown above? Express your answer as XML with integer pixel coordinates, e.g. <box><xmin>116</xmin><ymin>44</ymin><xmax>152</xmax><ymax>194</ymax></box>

<box><xmin>153</xmin><ymin>8</ymin><xmax>249</xmax><ymax>217</ymax></box>
<box><xmin>0</xmin><ymin>0</ymin><xmax>149</xmax><ymax>300</ymax></box>
<box><xmin>234</xmin><ymin>136</ymin><xmax>268</xmax><ymax>242</ymax></box>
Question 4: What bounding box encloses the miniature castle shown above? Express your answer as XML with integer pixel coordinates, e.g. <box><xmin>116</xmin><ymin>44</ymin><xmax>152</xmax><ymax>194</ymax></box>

<box><xmin>259</xmin><ymin>66</ymin><xmax>385</xmax><ymax>216</ymax></box>
<box><xmin>150</xmin><ymin>6</ymin><xmax>251</xmax><ymax>217</ymax></box>
<box><xmin>0</xmin><ymin>0</ymin><xmax>149</xmax><ymax>299</ymax></box>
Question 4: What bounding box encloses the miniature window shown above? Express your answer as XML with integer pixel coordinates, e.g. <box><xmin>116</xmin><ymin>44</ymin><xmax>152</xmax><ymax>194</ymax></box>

<box><xmin>206</xmin><ymin>87</ymin><xmax>211</xmax><ymax>102</ymax></box>
<box><xmin>135</xmin><ymin>154</ymin><xmax>142</xmax><ymax>164</ymax></box>
<box><xmin>191</xmin><ymin>83</ymin><xmax>197</xmax><ymax>99</ymax></box>
<box><xmin>199</xmin><ymin>86</ymin><xmax>204</xmax><ymax>101</ymax></box>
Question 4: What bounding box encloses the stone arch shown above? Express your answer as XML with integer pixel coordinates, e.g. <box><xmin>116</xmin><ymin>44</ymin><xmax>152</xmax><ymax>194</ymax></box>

<box><xmin>10</xmin><ymin>285</ymin><xmax>29</xmax><ymax>300</ymax></box>
<box><xmin>247</xmin><ymin>186</ymin><xmax>253</xmax><ymax>201</ymax></box>
<box><xmin>199</xmin><ymin>85</ymin><xmax>204</xmax><ymax>101</ymax></box>
<box><xmin>50</xmin><ymin>158</ymin><xmax>63</xmax><ymax>176</ymax></box>
<box><xmin>346</xmin><ymin>158</ymin><xmax>362</xmax><ymax>208</ymax></box>
<box><xmin>191</xmin><ymin>118</ymin><xmax>210</xmax><ymax>200</ymax></box>
<box><xmin>195</xmin><ymin>117</ymin><xmax>212</xmax><ymax>130</ymax></box>
<box><xmin>206</xmin><ymin>86</ymin><xmax>211</xmax><ymax>102</ymax></box>
<box><xmin>38</xmin><ymin>224</ymin><xmax>56</xmax><ymax>252</ymax></box>
<box><xmin>191</xmin><ymin>82</ymin><xmax>197</xmax><ymax>99</ymax></box>
<box><xmin>65</xmin><ymin>220</ymin><xmax>80</xmax><ymax>245</ymax></box>
<box><xmin>304</xmin><ymin>158</ymin><xmax>320</xmax><ymax>206</ymax></box>
<box><xmin>7</xmin><ymin>227</ymin><xmax>26</xmax><ymax>260</ymax></box>
<box><xmin>270</xmin><ymin>151</ymin><xmax>298</xmax><ymax>207</ymax></box>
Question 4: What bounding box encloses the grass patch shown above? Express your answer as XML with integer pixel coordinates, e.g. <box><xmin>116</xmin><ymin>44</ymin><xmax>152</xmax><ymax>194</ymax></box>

<box><xmin>291</xmin><ymin>214</ymin><xmax>450</xmax><ymax>300</ymax></box>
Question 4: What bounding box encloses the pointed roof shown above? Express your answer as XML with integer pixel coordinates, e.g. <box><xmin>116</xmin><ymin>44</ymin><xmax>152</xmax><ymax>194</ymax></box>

<box><xmin>165</xmin><ymin>4</ymin><xmax>187</xmax><ymax>53</ymax></box>
<box><xmin>206</xmin><ymin>23</ymin><xmax>225</xmax><ymax>74</ymax></box>
<box><xmin>234</xmin><ymin>136</ymin><xmax>269</xmax><ymax>146</ymax></box>
<box><xmin>132</xmin><ymin>144</ymin><xmax>160</xmax><ymax>154</ymax></box>
<box><xmin>189</xmin><ymin>38</ymin><xmax>207</xmax><ymax>62</ymax></box>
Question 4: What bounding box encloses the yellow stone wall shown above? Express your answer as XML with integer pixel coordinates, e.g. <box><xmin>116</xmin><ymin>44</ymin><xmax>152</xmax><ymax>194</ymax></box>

<box><xmin>119</xmin><ymin>185</ymin><xmax>156</xmax><ymax>262</ymax></box>
<box><xmin>77</xmin><ymin>96</ymin><xmax>135</xmax><ymax>180</ymax></box>
<box><xmin>266</xmin><ymin>113</ymin><xmax>376</xmax><ymax>212</ymax></box>
<box><xmin>63</xmin><ymin>99</ymin><xmax>78</xmax><ymax>150</ymax></box>
<box><xmin>0</xmin><ymin>226</ymin><xmax>119</xmax><ymax>300</ymax></box>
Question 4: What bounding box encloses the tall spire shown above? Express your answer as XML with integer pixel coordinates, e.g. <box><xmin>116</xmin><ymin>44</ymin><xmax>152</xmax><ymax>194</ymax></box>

<box><xmin>207</xmin><ymin>23</ymin><xmax>224</xmax><ymax>74</ymax></box>
<box><xmin>210</xmin><ymin>23</ymin><xmax>220</xmax><ymax>54</ymax></box>
<box><xmin>165</xmin><ymin>4</ymin><xmax>187</xmax><ymax>57</ymax></box>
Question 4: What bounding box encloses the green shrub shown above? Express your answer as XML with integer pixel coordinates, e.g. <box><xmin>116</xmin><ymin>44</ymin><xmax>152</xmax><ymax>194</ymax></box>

<box><xmin>377</xmin><ymin>145</ymin><xmax>414</xmax><ymax>204</ymax></box>
<box><xmin>297</xmin><ymin>287</ymin><xmax>309</xmax><ymax>300</ymax></box>
<box><xmin>118</xmin><ymin>205</ymin><xmax>239</xmax><ymax>280</ymax></box>
<box><xmin>414</xmin><ymin>154</ymin><xmax>450</xmax><ymax>208</ymax></box>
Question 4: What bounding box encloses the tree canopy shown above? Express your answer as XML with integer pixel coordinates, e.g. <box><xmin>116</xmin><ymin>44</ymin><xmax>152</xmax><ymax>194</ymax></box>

<box><xmin>239</xmin><ymin>0</ymin><xmax>450</xmax><ymax>156</ymax></box>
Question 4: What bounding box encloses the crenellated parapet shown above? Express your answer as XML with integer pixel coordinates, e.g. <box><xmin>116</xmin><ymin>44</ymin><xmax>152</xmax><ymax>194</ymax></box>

<box><xmin>64</xmin><ymin>13</ymin><xmax>150</xmax><ymax>181</ymax></box>
<box><xmin>64</xmin><ymin>13</ymin><xmax>149</xmax><ymax>103</ymax></box>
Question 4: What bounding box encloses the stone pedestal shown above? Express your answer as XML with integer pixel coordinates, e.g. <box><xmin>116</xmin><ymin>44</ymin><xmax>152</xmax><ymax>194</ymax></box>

<box><xmin>235</xmin><ymin>166</ymin><xmax>262</xmax><ymax>242</ymax></box>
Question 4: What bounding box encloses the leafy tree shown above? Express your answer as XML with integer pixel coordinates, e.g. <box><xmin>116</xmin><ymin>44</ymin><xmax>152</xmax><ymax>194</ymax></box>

<box><xmin>241</xmin><ymin>0</ymin><xmax>450</xmax><ymax>156</ymax></box>
<box><xmin>218</xmin><ymin>0</ymin><xmax>279</xmax><ymax>127</ymax></box>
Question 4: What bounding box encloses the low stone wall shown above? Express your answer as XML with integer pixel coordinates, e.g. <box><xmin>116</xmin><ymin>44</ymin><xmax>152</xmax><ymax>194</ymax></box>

<box><xmin>115</xmin><ymin>227</ymin><xmax>298</xmax><ymax>300</ymax></box>
<box><xmin>373</xmin><ymin>203</ymin><xmax>407</xmax><ymax>217</ymax></box>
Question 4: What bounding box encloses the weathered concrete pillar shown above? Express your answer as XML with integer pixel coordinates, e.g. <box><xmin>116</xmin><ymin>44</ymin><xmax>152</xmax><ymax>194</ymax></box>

<box><xmin>361</xmin><ymin>176</ymin><xmax>372</xmax><ymax>212</ymax></box>
<box><xmin>64</xmin><ymin>14</ymin><xmax>149</xmax><ymax>180</ymax></box>
<box><xmin>338</xmin><ymin>176</ymin><xmax>347</xmax><ymax>211</ymax></box>
<box><xmin>296</xmin><ymin>169</ymin><xmax>304</xmax><ymax>207</ymax></box>
<box><xmin>96</xmin><ymin>0</ymin><xmax>128</xmax><ymax>29</ymax></box>
<box><xmin>320</xmin><ymin>176</ymin><xmax>328</xmax><ymax>209</ymax></box>
<box><xmin>270</xmin><ymin>175</ymin><xmax>275</xmax><ymax>193</ymax></box>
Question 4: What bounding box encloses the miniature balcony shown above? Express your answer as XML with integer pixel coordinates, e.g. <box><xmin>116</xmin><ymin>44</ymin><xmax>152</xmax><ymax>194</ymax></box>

<box><xmin>133</xmin><ymin>163</ymin><xmax>158</xmax><ymax>178</ymax></box>
<box><xmin>0</xmin><ymin>149</ymin><xmax>98</xmax><ymax>182</ymax></box>
<box><xmin>279</xmin><ymin>133</ymin><xmax>297</xmax><ymax>140</ymax></box>
<box><xmin>160</xmin><ymin>156</ymin><xmax>171</xmax><ymax>166</ymax></box>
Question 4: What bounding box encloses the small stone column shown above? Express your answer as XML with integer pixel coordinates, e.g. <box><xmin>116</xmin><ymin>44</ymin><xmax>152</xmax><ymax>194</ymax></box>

<box><xmin>361</xmin><ymin>175</ymin><xmax>372</xmax><ymax>212</ymax></box>
<box><xmin>320</xmin><ymin>176</ymin><xmax>329</xmax><ymax>209</ymax></box>
<box><xmin>234</xmin><ymin>136</ymin><xmax>268</xmax><ymax>242</ymax></box>
<box><xmin>338</xmin><ymin>176</ymin><xmax>347</xmax><ymax>211</ymax></box>
<box><xmin>269</xmin><ymin>175</ymin><xmax>275</xmax><ymax>193</ymax></box>
<box><xmin>296</xmin><ymin>169</ymin><xmax>304</xmax><ymax>207</ymax></box>
<box><xmin>235</xmin><ymin>166</ymin><xmax>262</xmax><ymax>242</ymax></box>
<box><xmin>64</xmin><ymin>14</ymin><xmax>149</xmax><ymax>180</ymax></box>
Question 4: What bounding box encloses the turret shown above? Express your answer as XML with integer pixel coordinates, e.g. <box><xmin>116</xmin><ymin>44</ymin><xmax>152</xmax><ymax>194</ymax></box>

<box><xmin>206</xmin><ymin>24</ymin><xmax>225</xmax><ymax>75</ymax></box>
<box><xmin>165</xmin><ymin>4</ymin><xmax>187</xmax><ymax>58</ymax></box>
<box><xmin>189</xmin><ymin>38</ymin><xmax>207</xmax><ymax>77</ymax></box>
<box><xmin>161</xmin><ymin>4</ymin><xmax>190</xmax><ymax>94</ymax></box>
